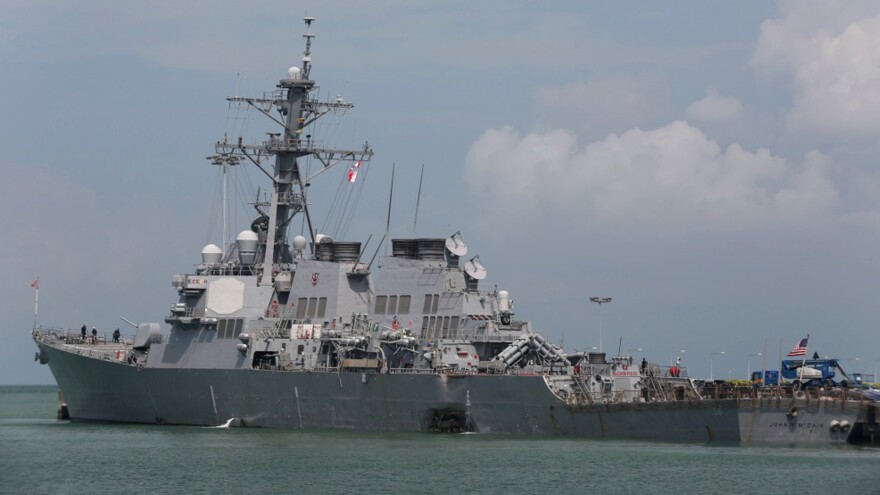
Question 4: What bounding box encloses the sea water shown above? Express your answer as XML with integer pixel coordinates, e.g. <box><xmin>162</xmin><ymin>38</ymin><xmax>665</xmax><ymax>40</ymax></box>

<box><xmin>1</xmin><ymin>386</ymin><xmax>878</xmax><ymax>494</ymax></box>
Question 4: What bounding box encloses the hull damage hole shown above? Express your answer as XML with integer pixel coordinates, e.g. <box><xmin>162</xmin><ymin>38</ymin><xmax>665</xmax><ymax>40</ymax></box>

<box><xmin>428</xmin><ymin>408</ymin><xmax>470</xmax><ymax>433</ymax></box>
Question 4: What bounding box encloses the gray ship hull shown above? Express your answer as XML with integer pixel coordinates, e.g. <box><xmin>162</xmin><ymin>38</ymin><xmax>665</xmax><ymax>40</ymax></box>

<box><xmin>39</xmin><ymin>342</ymin><xmax>859</xmax><ymax>444</ymax></box>
<box><xmin>29</xmin><ymin>17</ymin><xmax>873</xmax><ymax>448</ymax></box>
<box><xmin>738</xmin><ymin>396</ymin><xmax>860</xmax><ymax>444</ymax></box>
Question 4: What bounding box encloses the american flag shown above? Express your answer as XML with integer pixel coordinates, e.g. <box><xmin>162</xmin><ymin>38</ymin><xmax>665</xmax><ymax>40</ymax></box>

<box><xmin>786</xmin><ymin>337</ymin><xmax>809</xmax><ymax>357</ymax></box>
<box><xmin>31</xmin><ymin>277</ymin><xmax>39</xmax><ymax>290</ymax></box>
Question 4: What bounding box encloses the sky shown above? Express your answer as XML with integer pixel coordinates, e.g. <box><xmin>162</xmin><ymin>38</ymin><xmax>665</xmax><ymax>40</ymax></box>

<box><xmin>2</xmin><ymin>0</ymin><xmax>880</xmax><ymax>384</ymax></box>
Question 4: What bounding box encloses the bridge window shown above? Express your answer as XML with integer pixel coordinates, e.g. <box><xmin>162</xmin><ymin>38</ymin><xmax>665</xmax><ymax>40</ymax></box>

<box><xmin>375</xmin><ymin>295</ymin><xmax>387</xmax><ymax>314</ymax></box>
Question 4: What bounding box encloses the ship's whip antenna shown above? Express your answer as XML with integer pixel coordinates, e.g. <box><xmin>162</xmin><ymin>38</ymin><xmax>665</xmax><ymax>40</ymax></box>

<box><xmin>412</xmin><ymin>164</ymin><xmax>424</xmax><ymax>234</ymax></box>
<box><xmin>351</xmin><ymin>234</ymin><xmax>372</xmax><ymax>272</ymax></box>
<box><xmin>367</xmin><ymin>233</ymin><xmax>387</xmax><ymax>271</ymax></box>
<box><xmin>384</xmin><ymin>163</ymin><xmax>395</xmax><ymax>256</ymax></box>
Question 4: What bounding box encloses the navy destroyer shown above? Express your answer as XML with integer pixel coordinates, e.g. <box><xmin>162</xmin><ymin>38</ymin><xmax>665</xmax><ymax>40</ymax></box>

<box><xmin>33</xmin><ymin>18</ymin><xmax>873</xmax><ymax>444</ymax></box>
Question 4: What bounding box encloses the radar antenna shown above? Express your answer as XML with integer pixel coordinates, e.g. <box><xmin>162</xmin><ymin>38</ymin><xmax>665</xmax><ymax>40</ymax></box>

<box><xmin>212</xmin><ymin>16</ymin><xmax>374</xmax><ymax>286</ymax></box>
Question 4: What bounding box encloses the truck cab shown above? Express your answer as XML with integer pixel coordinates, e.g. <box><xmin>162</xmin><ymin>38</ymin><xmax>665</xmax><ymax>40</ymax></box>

<box><xmin>750</xmin><ymin>369</ymin><xmax>779</xmax><ymax>387</ymax></box>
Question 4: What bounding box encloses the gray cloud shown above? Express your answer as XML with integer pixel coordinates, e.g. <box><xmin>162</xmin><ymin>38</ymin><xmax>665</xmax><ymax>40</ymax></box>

<box><xmin>686</xmin><ymin>91</ymin><xmax>744</xmax><ymax>123</ymax></box>
<box><xmin>755</xmin><ymin>2</ymin><xmax>880</xmax><ymax>136</ymax></box>
<box><xmin>464</xmin><ymin>121</ymin><xmax>837</xmax><ymax>226</ymax></box>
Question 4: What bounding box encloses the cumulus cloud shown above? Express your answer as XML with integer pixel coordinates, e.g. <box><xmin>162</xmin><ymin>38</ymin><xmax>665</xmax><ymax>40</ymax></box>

<box><xmin>534</xmin><ymin>76</ymin><xmax>670</xmax><ymax>138</ymax></box>
<box><xmin>685</xmin><ymin>91</ymin><xmax>743</xmax><ymax>122</ymax></box>
<box><xmin>464</xmin><ymin>121</ymin><xmax>837</xmax><ymax>224</ymax></box>
<box><xmin>754</xmin><ymin>2</ymin><xmax>880</xmax><ymax>136</ymax></box>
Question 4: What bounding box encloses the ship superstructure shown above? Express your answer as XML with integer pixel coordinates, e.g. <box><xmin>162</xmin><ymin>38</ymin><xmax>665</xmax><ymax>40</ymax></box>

<box><xmin>32</xmin><ymin>18</ymin><xmax>873</xmax><ymax>444</ymax></box>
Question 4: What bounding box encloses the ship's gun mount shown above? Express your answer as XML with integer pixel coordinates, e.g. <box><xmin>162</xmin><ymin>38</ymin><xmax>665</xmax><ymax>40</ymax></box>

<box><xmin>495</xmin><ymin>289</ymin><xmax>513</xmax><ymax>326</ymax></box>
<box><xmin>132</xmin><ymin>323</ymin><xmax>163</xmax><ymax>351</ymax></box>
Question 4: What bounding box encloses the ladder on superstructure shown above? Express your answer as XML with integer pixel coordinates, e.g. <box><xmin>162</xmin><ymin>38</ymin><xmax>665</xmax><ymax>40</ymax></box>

<box><xmin>570</xmin><ymin>374</ymin><xmax>595</xmax><ymax>406</ymax></box>
<box><xmin>643</xmin><ymin>373</ymin><xmax>669</xmax><ymax>401</ymax></box>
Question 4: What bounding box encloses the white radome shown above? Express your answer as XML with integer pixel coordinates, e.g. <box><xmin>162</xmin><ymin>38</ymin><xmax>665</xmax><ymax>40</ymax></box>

<box><xmin>201</xmin><ymin>244</ymin><xmax>222</xmax><ymax>264</ymax></box>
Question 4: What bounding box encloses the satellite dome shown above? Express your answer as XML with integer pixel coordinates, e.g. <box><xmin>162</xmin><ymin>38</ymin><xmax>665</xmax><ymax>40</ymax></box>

<box><xmin>236</xmin><ymin>231</ymin><xmax>258</xmax><ymax>266</ymax></box>
<box><xmin>237</xmin><ymin>230</ymin><xmax>258</xmax><ymax>241</ymax></box>
<box><xmin>293</xmin><ymin>235</ymin><xmax>307</xmax><ymax>250</ymax></box>
<box><xmin>201</xmin><ymin>244</ymin><xmax>222</xmax><ymax>264</ymax></box>
<box><xmin>236</xmin><ymin>230</ymin><xmax>258</xmax><ymax>252</ymax></box>
<box><xmin>288</xmin><ymin>66</ymin><xmax>301</xmax><ymax>79</ymax></box>
<box><xmin>315</xmin><ymin>233</ymin><xmax>333</xmax><ymax>244</ymax></box>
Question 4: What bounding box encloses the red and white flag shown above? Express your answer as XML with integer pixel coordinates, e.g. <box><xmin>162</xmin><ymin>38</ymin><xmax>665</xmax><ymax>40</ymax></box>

<box><xmin>347</xmin><ymin>160</ymin><xmax>362</xmax><ymax>183</ymax></box>
<box><xmin>31</xmin><ymin>277</ymin><xmax>39</xmax><ymax>290</ymax></box>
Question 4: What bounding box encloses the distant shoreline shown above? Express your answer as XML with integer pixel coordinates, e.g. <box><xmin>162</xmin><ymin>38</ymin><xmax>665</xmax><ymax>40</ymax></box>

<box><xmin>0</xmin><ymin>384</ymin><xmax>57</xmax><ymax>388</ymax></box>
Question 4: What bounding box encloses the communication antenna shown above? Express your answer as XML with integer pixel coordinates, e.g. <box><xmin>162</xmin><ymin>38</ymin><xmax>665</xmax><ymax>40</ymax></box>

<box><xmin>445</xmin><ymin>231</ymin><xmax>468</xmax><ymax>256</ymax></box>
<box><xmin>302</xmin><ymin>16</ymin><xmax>316</xmax><ymax>79</ymax></box>
<box><xmin>384</xmin><ymin>163</ymin><xmax>395</xmax><ymax>256</ymax></box>
<box><xmin>412</xmin><ymin>164</ymin><xmax>424</xmax><ymax>234</ymax></box>
<box><xmin>350</xmin><ymin>234</ymin><xmax>372</xmax><ymax>271</ymax></box>
<box><xmin>367</xmin><ymin>233</ymin><xmax>386</xmax><ymax>271</ymax></box>
<box><xmin>207</xmin><ymin>152</ymin><xmax>241</xmax><ymax>252</ymax></box>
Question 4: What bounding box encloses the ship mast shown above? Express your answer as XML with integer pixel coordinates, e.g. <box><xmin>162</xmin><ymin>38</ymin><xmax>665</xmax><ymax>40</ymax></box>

<box><xmin>213</xmin><ymin>17</ymin><xmax>373</xmax><ymax>285</ymax></box>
